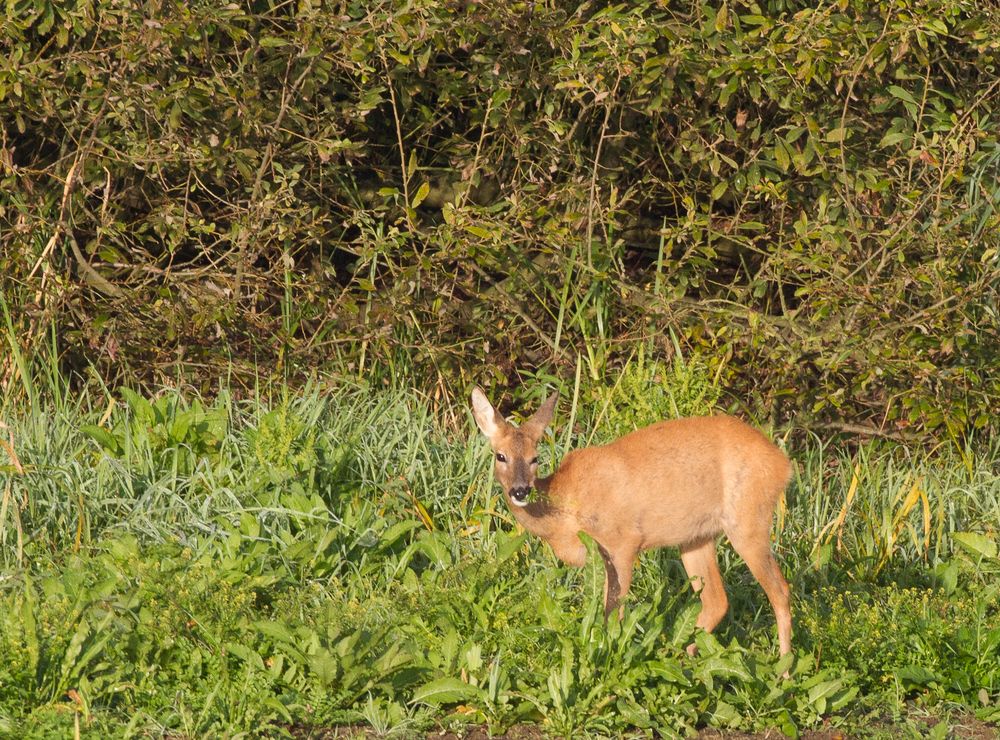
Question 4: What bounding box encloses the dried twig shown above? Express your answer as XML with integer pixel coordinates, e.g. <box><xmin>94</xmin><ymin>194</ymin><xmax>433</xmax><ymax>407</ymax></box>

<box><xmin>232</xmin><ymin>55</ymin><xmax>317</xmax><ymax>298</ymax></box>
<box><xmin>380</xmin><ymin>46</ymin><xmax>414</xmax><ymax>234</ymax></box>
<box><xmin>815</xmin><ymin>421</ymin><xmax>915</xmax><ymax>443</ymax></box>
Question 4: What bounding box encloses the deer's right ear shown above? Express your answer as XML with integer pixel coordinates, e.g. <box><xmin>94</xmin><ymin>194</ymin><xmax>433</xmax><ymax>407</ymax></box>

<box><xmin>471</xmin><ymin>387</ymin><xmax>503</xmax><ymax>439</ymax></box>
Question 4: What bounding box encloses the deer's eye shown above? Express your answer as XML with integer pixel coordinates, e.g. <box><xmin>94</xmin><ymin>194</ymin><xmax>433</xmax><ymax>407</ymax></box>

<box><xmin>495</xmin><ymin>452</ymin><xmax>507</xmax><ymax>463</ymax></box>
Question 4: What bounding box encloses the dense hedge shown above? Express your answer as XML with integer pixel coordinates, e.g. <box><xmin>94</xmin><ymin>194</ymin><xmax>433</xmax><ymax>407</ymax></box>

<box><xmin>2</xmin><ymin>0</ymin><xmax>998</xmax><ymax>438</ymax></box>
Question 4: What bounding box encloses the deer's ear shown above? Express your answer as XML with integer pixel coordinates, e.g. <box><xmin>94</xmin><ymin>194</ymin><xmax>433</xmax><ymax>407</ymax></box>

<box><xmin>471</xmin><ymin>387</ymin><xmax>504</xmax><ymax>439</ymax></box>
<box><xmin>524</xmin><ymin>391</ymin><xmax>558</xmax><ymax>437</ymax></box>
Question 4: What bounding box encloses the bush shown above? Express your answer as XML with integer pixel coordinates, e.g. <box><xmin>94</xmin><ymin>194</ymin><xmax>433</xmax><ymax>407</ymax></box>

<box><xmin>2</xmin><ymin>0</ymin><xmax>998</xmax><ymax>439</ymax></box>
<box><xmin>801</xmin><ymin>583</ymin><xmax>1000</xmax><ymax>705</ymax></box>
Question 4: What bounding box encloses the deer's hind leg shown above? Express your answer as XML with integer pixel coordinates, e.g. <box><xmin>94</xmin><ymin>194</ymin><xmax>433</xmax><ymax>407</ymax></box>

<box><xmin>679</xmin><ymin>538</ymin><xmax>728</xmax><ymax>655</ymax></box>
<box><xmin>726</xmin><ymin>523</ymin><xmax>792</xmax><ymax>656</ymax></box>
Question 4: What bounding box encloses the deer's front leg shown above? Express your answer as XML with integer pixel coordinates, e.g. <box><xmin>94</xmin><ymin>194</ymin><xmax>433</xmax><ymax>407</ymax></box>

<box><xmin>598</xmin><ymin>543</ymin><xmax>638</xmax><ymax>619</ymax></box>
<box><xmin>547</xmin><ymin>532</ymin><xmax>587</xmax><ymax>568</ymax></box>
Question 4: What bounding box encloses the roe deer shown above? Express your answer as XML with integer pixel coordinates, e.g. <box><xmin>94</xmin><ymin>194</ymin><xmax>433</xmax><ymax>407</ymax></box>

<box><xmin>471</xmin><ymin>387</ymin><xmax>792</xmax><ymax>656</ymax></box>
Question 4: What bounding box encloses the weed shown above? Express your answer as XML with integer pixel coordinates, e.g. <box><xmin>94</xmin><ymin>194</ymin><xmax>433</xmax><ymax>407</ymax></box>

<box><xmin>0</xmin><ymin>379</ymin><xmax>997</xmax><ymax>736</ymax></box>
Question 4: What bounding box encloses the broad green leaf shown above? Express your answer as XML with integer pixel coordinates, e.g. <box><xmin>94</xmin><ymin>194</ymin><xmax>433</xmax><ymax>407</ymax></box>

<box><xmin>952</xmin><ymin>532</ymin><xmax>998</xmax><ymax>560</ymax></box>
<box><xmin>411</xmin><ymin>677</ymin><xmax>482</xmax><ymax>705</ymax></box>
<box><xmin>774</xmin><ymin>139</ymin><xmax>790</xmax><ymax>172</ymax></box>
<box><xmin>710</xmin><ymin>700</ymin><xmax>740</xmax><ymax>726</ymax></box>
<box><xmin>537</xmin><ymin>583</ymin><xmax>563</xmax><ymax>630</ymax></box>
<box><xmin>670</xmin><ymin>602</ymin><xmax>700</xmax><ymax>647</ymax></box>
<box><xmin>263</xmin><ymin>697</ymin><xmax>292</xmax><ymax>722</ymax></box>
<box><xmin>647</xmin><ymin>660</ymin><xmax>687</xmax><ymax>683</ymax></box>
<box><xmin>120</xmin><ymin>387</ymin><xmax>154</xmax><ymax>426</ymax></box>
<box><xmin>495</xmin><ymin>531</ymin><xmax>528</xmax><ymax>565</ymax></box>
<box><xmin>700</xmin><ymin>654</ymin><xmax>753</xmax><ymax>682</ymax></box>
<box><xmin>806</xmin><ymin>677</ymin><xmax>845</xmax><ymax>712</ymax></box>
<box><xmin>894</xmin><ymin>664</ymin><xmax>939</xmax><ymax>686</ymax></box>
<box><xmin>415</xmin><ymin>530</ymin><xmax>451</xmax><ymax>567</ymax></box>
<box><xmin>169</xmin><ymin>413</ymin><xmax>191</xmax><ymax>444</ymax></box>
<box><xmin>928</xmin><ymin>721</ymin><xmax>949</xmax><ymax>740</ymax></box>
<box><xmin>379</xmin><ymin>519</ymin><xmax>423</xmax><ymax>549</ymax></box>
<box><xmin>225</xmin><ymin>642</ymin><xmax>264</xmax><ymax>668</ymax></box>
<box><xmin>80</xmin><ymin>425</ymin><xmax>122</xmax><ymax>455</ymax></box>
<box><xmin>879</xmin><ymin>130</ymin><xmax>911</xmax><ymax>148</ymax></box>
<box><xmin>933</xmin><ymin>560</ymin><xmax>959</xmax><ymax>594</ymax></box>
<box><xmin>888</xmin><ymin>85</ymin><xmax>917</xmax><ymax>105</ymax></box>
<box><xmin>255</xmin><ymin>620</ymin><xmax>296</xmax><ymax>644</ymax></box>
<box><xmin>308</xmin><ymin>650</ymin><xmax>340</xmax><ymax>685</ymax></box>
<box><xmin>774</xmin><ymin>650</ymin><xmax>795</xmax><ymax>679</ymax></box>
<box><xmin>388</xmin><ymin>48</ymin><xmax>411</xmax><ymax>66</ymax></box>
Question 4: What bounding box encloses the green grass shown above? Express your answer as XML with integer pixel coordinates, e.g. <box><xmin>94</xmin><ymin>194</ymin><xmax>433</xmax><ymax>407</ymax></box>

<box><xmin>0</xmin><ymin>374</ymin><xmax>998</xmax><ymax>738</ymax></box>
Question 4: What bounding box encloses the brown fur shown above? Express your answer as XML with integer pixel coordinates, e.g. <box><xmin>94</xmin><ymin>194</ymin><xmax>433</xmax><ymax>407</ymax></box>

<box><xmin>471</xmin><ymin>387</ymin><xmax>793</xmax><ymax>656</ymax></box>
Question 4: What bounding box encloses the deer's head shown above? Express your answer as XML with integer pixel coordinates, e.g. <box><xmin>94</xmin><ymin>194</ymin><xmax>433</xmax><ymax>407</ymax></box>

<box><xmin>471</xmin><ymin>387</ymin><xmax>557</xmax><ymax>507</ymax></box>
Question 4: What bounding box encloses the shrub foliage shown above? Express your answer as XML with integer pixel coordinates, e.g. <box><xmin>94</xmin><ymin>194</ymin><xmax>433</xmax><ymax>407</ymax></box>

<box><xmin>2</xmin><ymin>0</ymin><xmax>999</xmax><ymax>437</ymax></box>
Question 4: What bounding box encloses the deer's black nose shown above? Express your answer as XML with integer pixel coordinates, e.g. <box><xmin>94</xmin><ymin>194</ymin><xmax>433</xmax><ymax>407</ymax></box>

<box><xmin>510</xmin><ymin>486</ymin><xmax>531</xmax><ymax>503</ymax></box>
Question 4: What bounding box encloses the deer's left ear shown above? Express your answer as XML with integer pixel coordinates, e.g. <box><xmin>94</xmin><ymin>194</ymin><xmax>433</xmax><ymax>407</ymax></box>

<box><xmin>524</xmin><ymin>391</ymin><xmax>557</xmax><ymax>438</ymax></box>
<box><xmin>471</xmin><ymin>387</ymin><xmax>504</xmax><ymax>439</ymax></box>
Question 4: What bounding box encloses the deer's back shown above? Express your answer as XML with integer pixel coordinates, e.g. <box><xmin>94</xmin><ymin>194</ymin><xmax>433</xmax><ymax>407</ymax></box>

<box><xmin>553</xmin><ymin>415</ymin><xmax>790</xmax><ymax>549</ymax></box>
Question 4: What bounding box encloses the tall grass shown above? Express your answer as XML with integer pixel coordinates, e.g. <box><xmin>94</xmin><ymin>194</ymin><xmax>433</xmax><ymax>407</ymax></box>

<box><xmin>5</xmin><ymin>364</ymin><xmax>996</xmax><ymax>572</ymax></box>
<box><xmin>1</xmin><ymin>358</ymin><xmax>998</xmax><ymax>736</ymax></box>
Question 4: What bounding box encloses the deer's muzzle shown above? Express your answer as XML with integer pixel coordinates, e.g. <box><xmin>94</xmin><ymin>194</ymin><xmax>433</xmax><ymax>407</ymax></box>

<box><xmin>509</xmin><ymin>486</ymin><xmax>531</xmax><ymax>506</ymax></box>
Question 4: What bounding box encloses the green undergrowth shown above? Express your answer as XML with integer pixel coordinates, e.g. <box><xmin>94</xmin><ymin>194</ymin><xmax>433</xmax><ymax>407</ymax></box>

<box><xmin>0</xmin><ymin>375</ymin><xmax>998</xmax><ymax>738</ymax></box>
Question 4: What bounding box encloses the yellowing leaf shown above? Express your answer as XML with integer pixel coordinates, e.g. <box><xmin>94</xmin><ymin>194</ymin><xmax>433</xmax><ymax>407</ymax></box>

<box><xmin>411</xmin><ymin>181</ymin><xmax>430</xmax><ymax>209</ymax></box>
<box><xmin>715</xmin><ymin>1</ymin><xmax>729</xmax><ymax>32</ymax></box>
<box><xmin>825</xmin><ymin>127</ymin><xmax>848</xmax><ymax>143</ymax></box>
<box><xmin>774</xmin><ymin>139</ymin><xmax>790</xmax><ymax>172</ymax></box>
<box><xmin>465</xmin><ymin>225</ymin><xmax>492</xmax><ymax>239</ymax></box>
<box><xmin>412</xmin><ymin>493</ymin><xmax>434</xmax><ymax>531</ymax></box>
